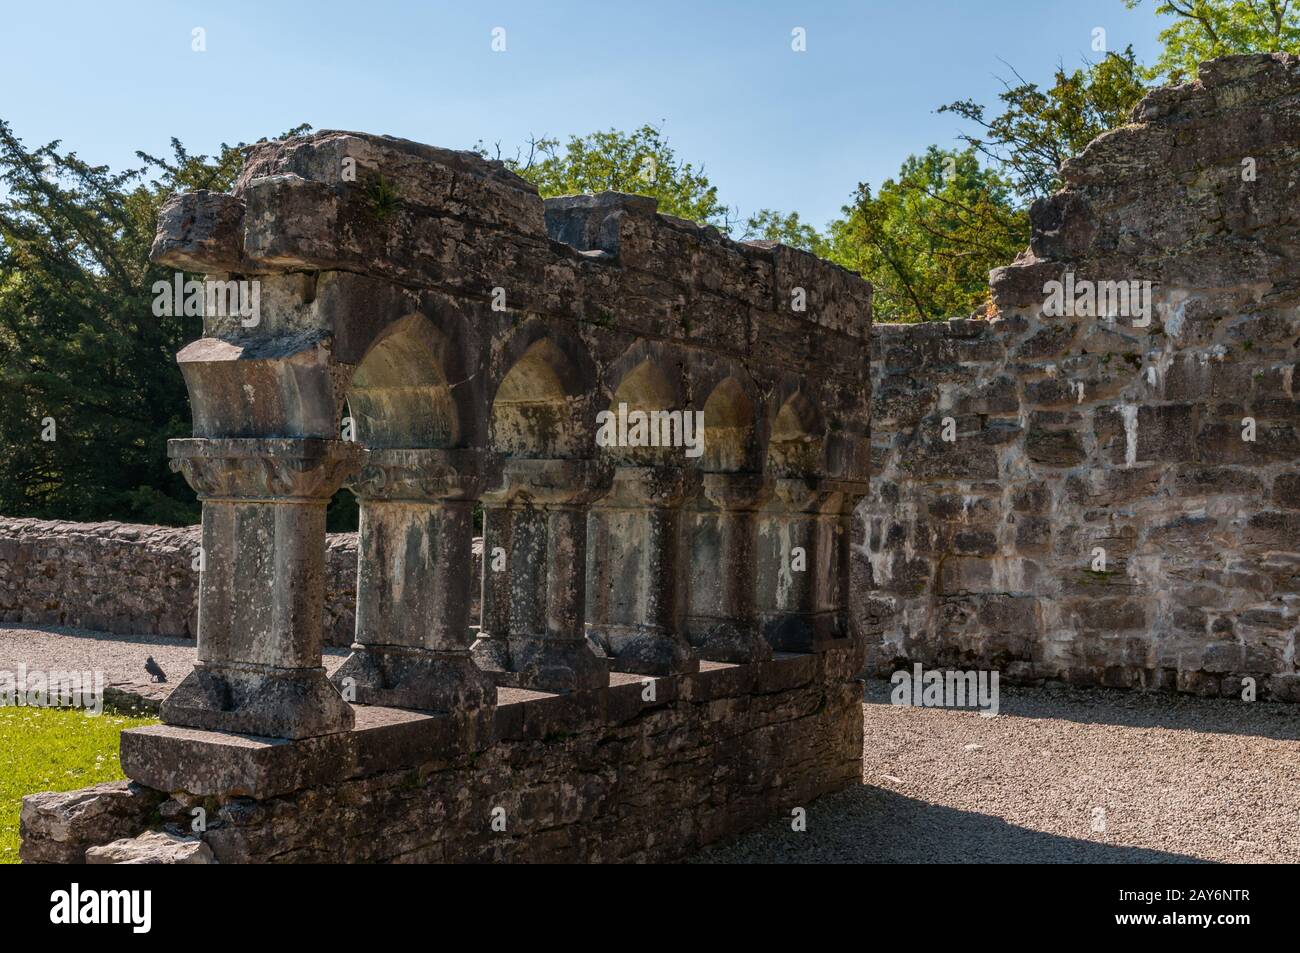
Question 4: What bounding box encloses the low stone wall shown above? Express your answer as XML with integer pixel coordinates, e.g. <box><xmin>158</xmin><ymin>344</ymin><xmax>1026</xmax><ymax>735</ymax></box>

<box><xmin>0</xmin><ymin>517</ymin><xmax>360</xmax><ymax>647</ymax></box>
<box><xmin>21</xmin><ymin>647</ymin><xmax>862</xmax><ymax>863</ymax></box>
<box><xmin>859</xmin><ymin>56</ymin><xmax>1300</xmax><ymax>701</ymax></box>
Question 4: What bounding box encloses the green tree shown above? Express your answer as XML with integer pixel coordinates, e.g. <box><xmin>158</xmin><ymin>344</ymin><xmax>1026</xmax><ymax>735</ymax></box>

<box><xmin>482</xmin><ymin>124</ymin><xmax>734</xmax><ymax>229</ymax></box>
<box><xmin>1128</xmin><ymin>0</ymin><xmax>1300</xmax><ymax>82</ymax></box>
<box><xmin>939</xmin><ymin>48</ymin><xmax>1149</xmax><ymax>200</ymax></box>
<box><xmin>741</xmin><ymin>209</ymin><xmax>829</xmax><ymax>256</ymax></box>
<box><xmin>0</xmin><ymin>122</ymin><xmax>304</xmax><ymax>524</ymax></box>
<box><xmin>826</xmin><ymin>147</ymin><xmax>1027</xmax><ymax>323</ymax></box>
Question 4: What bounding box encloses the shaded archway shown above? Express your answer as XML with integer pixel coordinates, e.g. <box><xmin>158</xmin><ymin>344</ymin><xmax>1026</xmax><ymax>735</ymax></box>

<box><xmin>328</xmin><ymin>310</ymin><xmax>495</xmax><ymax>713</ymax></box>
<box><xmin>700</xmin><ymin>377</ymin><xmax>756</xmax><ymax>473</ymax></box>
<box><xmin>767</xmin><ymin>391</ymin><xmax>825</xmax><ymax>476</ymax></box>
<box><xmin>491</xmin><ymin>338</ymin><xmax>584</xmax><ymax>458</ymax></box>
<box><xmin>345</xmin><ymin>313</ymin><xmax>460</xmax><ymax>450</ymax></box>
<box><xmin>606</xmin><ymin>357</ymin><xmax>681</xmax><ymax>464</ymax></box>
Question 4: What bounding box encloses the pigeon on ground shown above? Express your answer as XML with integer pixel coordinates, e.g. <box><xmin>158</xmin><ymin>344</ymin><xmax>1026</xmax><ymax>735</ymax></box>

<box><xmin>144</xmin><ymin>656</ymin><xmax>167</xmax><ymax>683</ymax></box>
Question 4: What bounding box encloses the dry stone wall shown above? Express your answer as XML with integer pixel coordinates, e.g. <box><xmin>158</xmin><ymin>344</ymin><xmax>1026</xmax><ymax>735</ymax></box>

<box><xmin>860</xmin><ymin>55</ymin><xmax>1300</xmax><ymax>701</ymax></box>
<box><xmin>0</xmin><ymin>517</ymin><xmax>360</xmax><ymax>647</ymax></box>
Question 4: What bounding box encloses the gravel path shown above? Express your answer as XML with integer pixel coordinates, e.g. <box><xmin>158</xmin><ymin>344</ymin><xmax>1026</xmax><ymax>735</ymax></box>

<box><xmin>694</xmin><ymin>679</ymin><xmax>1300</xmax><ymax>863</ymax></box>
<box><xmin>0</xmin><ymin>625</ymin><xmax>347</xmax><ymax>712</ymax></box>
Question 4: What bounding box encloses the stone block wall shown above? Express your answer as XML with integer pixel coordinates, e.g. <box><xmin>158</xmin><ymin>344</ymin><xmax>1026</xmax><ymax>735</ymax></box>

<box><xmin>859</xmin><ymin>55</ymin><xmax>1300</xmax><ymax>701</ymax></box>
<box><xmin>21</xmin><ymin>648</ymin><xmax>862</xmax><ymax>863</ymax></box>
<box><xmin>0</xmin><ymin>517</ymin><xmax>361</xmax><ymax>647</ymax></box>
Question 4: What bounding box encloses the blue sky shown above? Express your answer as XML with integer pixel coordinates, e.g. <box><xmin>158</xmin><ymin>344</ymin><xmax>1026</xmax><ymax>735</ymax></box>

<box><xmin>0</xmin><ymin>1</ymin><xmax>1164</xmax><ymax>228</ymax></box>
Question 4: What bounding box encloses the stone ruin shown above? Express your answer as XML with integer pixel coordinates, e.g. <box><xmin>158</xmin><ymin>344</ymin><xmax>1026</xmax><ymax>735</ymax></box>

<box><xmin>861</xmin><ymin>54</ymin><xmax>1300</xmax><ymax>702</ymax></box>
<box><xmin>21</xmin><ymin>126</ymin><xmax>873</xmax><ymax>862</ymax></box>
<box><xmin>18</xmin><ymin>53</ymin><xmax>1300</xmax><ymax>863</ymax></box>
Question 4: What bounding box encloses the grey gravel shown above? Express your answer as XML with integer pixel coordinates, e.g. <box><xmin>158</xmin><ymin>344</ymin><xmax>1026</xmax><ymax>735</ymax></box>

<box><xmin>693</xmin><ymin>679</ymin><xmax>1300</xmax><ymax>864</ymax></box>
<box><xmin>0</xmin><ymin>625</ymin><xmax>347</xmax><ymax>712</ymax></box>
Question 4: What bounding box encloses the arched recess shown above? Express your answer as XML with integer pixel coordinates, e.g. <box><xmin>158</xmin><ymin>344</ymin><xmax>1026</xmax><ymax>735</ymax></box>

<box><xmin>766</xmin><ymin>390</ymin><xmax>826</xmax><ymax>477</ymax></box>
<box><xmin>490</xmin><ymin>337</ymin><xmax>588</xmax><ymax>458</ymax></box>
<box><xmin>344</xmin><ymin>313</ymin><xmax>461</xmax><ymax>449</ymax></box>
<box><xmin>606</xmin><ymin>357</ymin><xmax>683</xmax><ymax>464</ymax></box>
<box><xmin>700</xmin><ymin>377</ymin><xmax>757</xmax><ymax>473</ymax></box>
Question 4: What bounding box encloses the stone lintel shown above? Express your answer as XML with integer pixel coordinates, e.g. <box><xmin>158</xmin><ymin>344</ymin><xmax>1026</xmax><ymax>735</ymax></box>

<box><xmin>347</xmin><ymin>446</ymin><xmax>498</xmax><ymax>501</ymax></box>
<box><xmin>484</xmin><ymin>457</ymin><xmax>613</xmax><ymax>506</ymax></box>
<box><xmin>599</xmin><ymin>464</ymin><xmax>702</xmax><ymax>509</ymax></box>
<box><xmin>122</xmin><ymin>649</ymin><xmax>850</xmax><ymax>800</ymax></box>
<box><xmin>770</xmin><ymin>476</ymin><xmax>867</xmax><ymax>514</ymax></box>
<box><xmin>702</xmin><ymin>471</ymin><xmax>770</xmax><ymax>511</ymax></box>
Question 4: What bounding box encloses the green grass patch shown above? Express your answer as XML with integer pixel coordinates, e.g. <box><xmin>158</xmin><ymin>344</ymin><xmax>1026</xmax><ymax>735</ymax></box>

<box><xmin>0</xmin><ymin>706</ymin><xmax>156</xmax><ymax>864</ymax></box>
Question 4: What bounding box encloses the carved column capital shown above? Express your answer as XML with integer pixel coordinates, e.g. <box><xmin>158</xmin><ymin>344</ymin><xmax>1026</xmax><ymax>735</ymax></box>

<box><xmin>601</xmin><ymin>464</ymin><xmax>703</xmax><ymax>509</ymax></box>
<box><xmin>347</xmin><ymin>447</ymin><xmax>499</xmax><ymax>502</ymax></box>
<box><xmin>167</xmin><ymin>437</ymin><xmax>362</xmax><ymax>502</ymax></box>
<box><xmin>484</xmin><ymin>457</ymin><xmax>613</xmax><ymax>507</ymax></box>
<box><xmin>770</xmin><ymin>476</ymin><xmax>838</xmax><ymax>514</ymax></box>
<box><xmin>702</xmin><ymin>472</ymin><xmax>770</xmax><ymax>512</ymax></box>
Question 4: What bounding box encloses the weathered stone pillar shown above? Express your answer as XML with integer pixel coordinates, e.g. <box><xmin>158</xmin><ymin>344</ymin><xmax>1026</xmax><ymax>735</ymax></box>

<box><xmin>330</xmin><ymin>448</ymin><xmax>496</xmax><ymax>712</ymax></box>
<box><xmin>756</xmin><ymin>477</ymin><xmax>854</xmax><ymax>654</ymax></box>
<box><xmin>586</xmin><ymin>465</ymin><xmax>701</xmax><ymax>676</ymax></box>
<box><xmin>471</xmin><ymin>458</ymin><xmax>611</xmax><ymax>693</ymax></box>
<box><xmin>684</xmin><ymin>472</ymin><xmax>773</xmax><ymax>662</ymax></box>
<box><xmin>835</xmin><ymin>486</ymin><xmax>869</xmax><ymax>647</ymax></box>
<box><xmin>163</xmin><ymin>437</ymin><xmax>361</xmax><ymax>739</ymax></box>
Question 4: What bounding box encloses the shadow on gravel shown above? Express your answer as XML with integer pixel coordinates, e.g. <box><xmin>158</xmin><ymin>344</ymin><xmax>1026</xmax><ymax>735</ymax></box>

<box><xmin>691</xmin><ymin>785</ymin><xmax>1212</xmax><ymax>864</ymax></box>
<box><xmin>863</xmin><ymin>678</ymin><xmax>1300</xmax><ymax>742</ymax></box>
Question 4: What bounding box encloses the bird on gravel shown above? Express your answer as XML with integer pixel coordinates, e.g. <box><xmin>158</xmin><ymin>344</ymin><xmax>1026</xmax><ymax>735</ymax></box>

<box><xmin>144</xmin><ymin>656</ymin><xmax>167</xmax><ymax>683</ymax></box>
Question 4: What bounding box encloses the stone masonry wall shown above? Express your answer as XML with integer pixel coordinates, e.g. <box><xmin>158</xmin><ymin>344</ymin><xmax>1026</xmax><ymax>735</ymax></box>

<box><xmin>859</xmin><ymin>55</ymin><xmax>1300</xmax><ymax>701</ymax></box>
<box><xmin>0</xmin><ymin>517</ymin><xmax>360</xmax><ymax>647</ymax></box>
<box><xmin>22</xmin><ymin>647</ymin><xmax>862</xmax><ymax>863</ymax></box>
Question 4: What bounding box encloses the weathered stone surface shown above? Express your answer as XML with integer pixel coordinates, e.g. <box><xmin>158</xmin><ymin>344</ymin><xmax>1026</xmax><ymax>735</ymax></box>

<box><xmin>103</xmin><ymin>650</ymin><xmax>861</xmax><ymax>863</ymax></box>
<box><xmin>19</xmin><ymin>781</ymin><xmax>164</xmax><ymax>864</ymax></box>
<box><xmin>144</xmin><ymin>127</ymin><xmax>871</xmax><ymax>738</ymax></box>
<box><xmin>863</xmin><ymin>54</ymin><xmax>1300</xmax><ymax>700</ymax></box>
<box><xmin>0</xmin><ymin>517</ymin><xmax>365</xmax><ymax>646</ymax></box>
<box><xmin>8</xmin><ymin>123</ymin><xmax>878</xmax><ymax>860</ymax></box>
<box><xmin>85</xmin><ymin>830</ymin><xmax>215</xmax><ymax>865</ymax></box>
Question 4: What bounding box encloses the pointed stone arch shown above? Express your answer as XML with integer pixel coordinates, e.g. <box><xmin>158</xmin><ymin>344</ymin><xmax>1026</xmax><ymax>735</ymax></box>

<box><xmin>344</xmin><ymin>313</ymin><xmax>461</xmax><ymax>450</ymax></box>
<box><xmin>597</xmin><ymin>343</ymin><xmax>688</xmax><ymax>463</ymax></box>
<box><xmin>767</xmin><ymin>390</ymin><xmax>825</xmax><ymax>477</ymax></box>
<box><xmin>490</xmin><ymin>329</ymin><xmax>593</xmax><ymax>459</ymax></box>
<box><xmin>700</xmin><ymin>377</ymin><xmax>758</xmax><ymax>473</ymax></box>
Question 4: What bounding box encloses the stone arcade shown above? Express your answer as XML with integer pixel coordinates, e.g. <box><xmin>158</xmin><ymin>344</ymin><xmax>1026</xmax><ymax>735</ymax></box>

<box><xmin>21</xmin><ymin>129</ymin><xmax>873</xmax><ymax>863</ymax></box>
<box><xmin>26</xmin><ymin>52</ymin><xmax>1300</xmax><ymax>865</ymax></box>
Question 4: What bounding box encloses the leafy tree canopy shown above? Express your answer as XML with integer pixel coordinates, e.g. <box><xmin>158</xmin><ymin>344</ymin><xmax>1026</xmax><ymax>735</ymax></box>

<box><xmin>741</xmin><ymin>209</ymin><xmax>830</xmax><ymax>257</ymax></box>
<box><xmin>0</xmin><ymin>122</ymin><xmax>305</xmax><ymax>524</ymax></box>
<box><xmin>1128</xmin><ymin>0</ymin><xmax>1300</xmax><ymax>83</ymax></box>
<box><xmin>939</xmin><ymin>48</ymin><xmax>1149</xmax><ymax>200</ymax></box>
<box><xmin>481</xmin><ymin>124</ymin><xmax>734</xmax><ymax>230</ymax></box>
<box><xmin>825</xmin><ymin>147</ymin><xmax>1027</xmax><ymax>322</ymax></box>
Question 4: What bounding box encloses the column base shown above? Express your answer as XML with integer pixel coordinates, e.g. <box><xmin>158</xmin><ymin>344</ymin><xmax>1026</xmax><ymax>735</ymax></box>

<box><xmin>686</xmin><ymin>618</ymin><xmax>774</xmax><ymax>664</ymax></box>
<box><xmin>159</xmin><ymin>662</ymin><xmax>354</xmax><ymax>740</ymax></box>
<box><xmin>330</xmin><ymin>645</ymin><xmax>497</xmax><ymax>712</ymax></box>
<box><xmin>470</xmin><ymin>635</ymin><xmax>608</xmax><ymax>693</ymax></box>
<box><xmin>586</xmin><ymin>624</ymin><xmax>700</xmax><ymax>676</ymax></box>
<box><xmin>762</xmin><ymin>611</ymin><xmax>849</xmax><ymax>654</ymax></box>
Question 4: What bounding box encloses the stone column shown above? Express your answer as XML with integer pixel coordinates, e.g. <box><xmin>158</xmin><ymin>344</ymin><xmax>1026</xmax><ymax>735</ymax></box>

<box><xmin>330</xmin><ymin>448</ymin><xmax>496</xmax><ymax>712</ymax></box>
<box><xmin>586</xmin><ymin>465</ymin><xmax>701</xmax><ymax>676</ymax></box>
<box><xmin>835</xmin><ymin>485</ymin><xmax>869</xmax><ymax>647</ymax></box>
<box><xmin>471</xmin><ymin>458</ymin><xmax>611</xmax><ymax>693</ymax></box>
<box><xmin>163</xmin><ymin>437</ymin><xmax>361</xmax><ymax>739</ymax></box>
<box><xmin>684</xmin><ymin>472</ymin><xmax>773</xmax><ymax>662</ymax></box>
<box><xmin>755</xmin><ymin>477</ymin><xmax>853</xmax><ymax>654</ymax></box>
